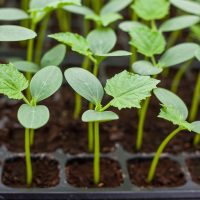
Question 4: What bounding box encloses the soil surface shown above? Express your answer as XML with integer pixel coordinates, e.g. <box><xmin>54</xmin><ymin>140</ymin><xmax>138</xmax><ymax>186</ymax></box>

<box><xmin>128</xmin><ymin>158</ymin><xmax>186</xmax><ymax>187</ymax></box>
<box><xmin>66</xmin><ymin>158</ymin><xmax>123</xmax><ymax>188</ymax></box>
<box><xmin>2</xmin><ymin>156</ymin><xmax>59</xmax><ymax>188</ymax></box>
<box><xmin>186</xmin><ymin>157</ymin><xmax>200</xmax><ymax>185</ymax></box>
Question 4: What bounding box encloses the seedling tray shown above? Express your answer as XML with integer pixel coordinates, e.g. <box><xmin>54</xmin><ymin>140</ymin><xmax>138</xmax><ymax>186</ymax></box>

<box><xmin>0</xmin><ymin>144</ymin><xmax>200</xmax><ymax>200</ymax></box>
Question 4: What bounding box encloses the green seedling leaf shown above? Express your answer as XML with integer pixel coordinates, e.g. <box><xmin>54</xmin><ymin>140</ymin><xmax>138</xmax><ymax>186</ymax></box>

<box><xmin>82</xmin><ymin>110</ymin><xmax>119</xmax><ymax>122</ymax></box>
<box><xmin>105</xmin><ymin>70</ymin><xmax>160</xmax><ymax>109</ymax></box>
<box><xmin>49</xmin><ymin>32</ymin><xmax>91</xmax><ymax>57</ymax></box>
<box><xmin>191</xmin><ymin>121</ymin><xmax>200</xmax><ymax>134</ymax></box>
<box><xmin>0</xmin><ymin>8</ymin><xmax>29</xmax><ymax>21</ymax></box>
<box><xmin>154</xmin><ymin>88</ymin><xmax>188</xmax><ymax>120</ymax></box>
<box><xmin>13</xmin><ymin>61</ymin><xmax>39</xmax><ymax>73</ymax></box>
<box><xmin>130</xmin><ymin>26</ymin><xmax>166</xmax><ymax>57</ymax></box>
<box><xmin>87</xmin><ymin>28</ymin><xmax>116</xmax><ymax>55</ymax></box>
<box><xmin>0</xmin><ymin>25</ymin><xmax>37</xmax><ymax>41</ymax></box>
<box><xmin>41</xmin><ymin>44</ymin><xmax>66</xmax><ymax>68</ymax></box>
<box><xmin>65</xmin><ymin>68</ymin><xmax>104</xmax><ymax>105</ymax></box>
<box><xmin>18</xmin><ymin>104</ymin><xmax>50</xmax><ymax>129</ymax></box>
<box><xmin>30</xmin><ymin>66</ymin><xmax>63</xmax><ymax>102</ymax></box>
<box><xmin>96</xmin><ymin>50</ymin><xmax>131</xmax><ymax>57</ymax></box>
<box><xmin>159</xmin><ymin>43</ymin><xmax>199</xmax><ymax>67</ymax></box>
<box><xmin>100</xmin><ymin>13</ymin><xmax>122</xmax><ymax>27</ymax></box>
<box><xmin>132</xmin><ymin>60</ymin><xmax>163</xmax><ymax>76</ymax></box>
<box><xmin>119</xmin><ymin>21</ymin><xmax>147</xmax><ymax>32</ymax></box>
<box><xmin>158</xmin><ymin>105</ymin><xmax>192</xmax><ymax>130</ymax></box>
<box><xmin>101</xmin><ymin>0</ymin><xmax>132</xmax><ymax>15</ymax></box>
<box><xmin>132</xmin><ymin>0</ymin><xmax>170</xmax><ymax>20</ymax></box>
<box><xmin>159</xmin><ymin>15</ymin><xmax>200</xmax><ymax>32</ymax></box>
<box><xmin>195</xmin><ymin>48</ymin><xmax>200</xmax><ymax>61</ymax></box>
<box><xmin>0</xmin><ymin>63</ymin><xmax>28</xmax><ymax>99</ymax></box>
<box><xmin>64</xmin><ymin>5</ymin><xmax>94</xmax><ymax>15</ymax></box>
<box><xmin>171</xmin><ymin>0</ymin><xmax>200</xmax><ymax>15</ymax></box>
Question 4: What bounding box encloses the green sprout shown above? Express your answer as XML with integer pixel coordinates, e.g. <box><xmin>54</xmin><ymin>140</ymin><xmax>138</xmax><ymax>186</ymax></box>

<box><xmin>0</xmin><ymin>63</ymin><xmax>63</xmax><ymax>186</ymax></box>
<box><xmin>147</xmin><ymin>88</ymin><xmax>200</xmax><ymax>183</ymax></box>
<box><xmin>65</xmin><ymin>67</ymin><xmax>159</xmax><ymax>184</ymax></box>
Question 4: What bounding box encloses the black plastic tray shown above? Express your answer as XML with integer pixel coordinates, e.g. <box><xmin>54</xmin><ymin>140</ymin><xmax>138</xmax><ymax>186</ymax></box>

<box><xmin>0</xmin><ymin>143</ymin><xmax>200</xmax><ymax>200</ymax></box>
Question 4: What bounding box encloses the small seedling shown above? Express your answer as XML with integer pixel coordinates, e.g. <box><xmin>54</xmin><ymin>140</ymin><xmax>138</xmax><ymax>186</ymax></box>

<box><xmin>147</xmin><ymin>88</ymin><xmax>200</xmax><ymax>183</ymax></box>
<box><xmin>0</xmin><ymin>63</ymin><xmax>63</xmax><ymax>186</ymax></box>
<box><xmin>64</xmin><ymin>67</ymin><xmax>159</xmax><ymax>184</ymax></box>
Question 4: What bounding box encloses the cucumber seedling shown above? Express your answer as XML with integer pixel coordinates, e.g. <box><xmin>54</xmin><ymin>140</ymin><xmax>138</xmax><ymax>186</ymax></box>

<box><xmin>147</xmin><ymin>88</ymin><xmax>200</xmax><ymax>183</ymax></box>
<box><xmin>65</xmin><ymin>67</ymin><xmax>159</xmax><ymax>184</ymax></box>
<box><xmin>0</xmin><ymin>63</ymin><xmax>63</xmax><ymax>186</ymax></box>
<box><xmin>49</xmin><ymin>28</ymin><xmax>131</xmax><ymax>152</ymax></box>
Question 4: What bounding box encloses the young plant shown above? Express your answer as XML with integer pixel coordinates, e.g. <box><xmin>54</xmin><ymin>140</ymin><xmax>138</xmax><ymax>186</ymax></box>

<box><xmin>49</xmin><ymin>28</ymin><xmax>131</xmax><ymax>152</ymax></box>
<box><xmin>124</xmin><ymin>24</ymin><xmax>199</xmax><ymax>151</ymax></box>
<box><xmin>65</xmin><ymin>67</ymin><xmax>159</xmax><ymax>184</ymax></box>
<box><xmin>147</xmin><ymin>88</ymin><xmax>200</xmax><ymax>183</ymax></box>
<box><xmin>0</xmin><ymin>63</ymin><xmax>63</xmax><ymax>186</ymax></box>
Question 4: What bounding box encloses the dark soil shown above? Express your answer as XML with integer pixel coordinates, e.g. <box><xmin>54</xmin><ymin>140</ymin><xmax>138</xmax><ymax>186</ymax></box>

<box><xmin>128</xmin><ymin>158</ymin><xmax>186</xmax><ymax>187</ymax></box>
<box><xmin>186</xmin><ymin>157</ymin><xmax>200</xmax><ymax>185</ymax></box>
<box><xmin>66</xmin><ymin>158</ymin><xmax>123</xmax><ymax>188</ymax></box>
<box><xmin>2</xmin><ymin>156</ymin><xmax>59</xmax><ymax>188</ymax></box>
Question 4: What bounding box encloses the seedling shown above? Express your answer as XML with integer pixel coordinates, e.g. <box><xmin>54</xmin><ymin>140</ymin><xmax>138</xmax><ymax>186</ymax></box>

<box><xmin>65</xmin><ymin>67</ymin><xmax>159</xmax><ymax>184</ymax></box>
<box><xmin>122</xmin><ymin>23</ymin><xmax>199</xmax><ymax>151</ymax></box>
<box><xmin>147</xmin><ymin>88</ymin><xmax>200</xmax><ymax>183</ymax></box>
<box><xmin>49</xmin><ymin>28</ymin><xmax>131</xmax><ymax>152</ymax></box>
<box><xmin>0</xmin><ymin>63</ymin><xmax>63</xmax><ymax>186</ymax></box>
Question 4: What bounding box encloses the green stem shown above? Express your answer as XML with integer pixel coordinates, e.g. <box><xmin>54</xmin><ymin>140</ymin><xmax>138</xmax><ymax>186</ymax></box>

<box><xmin>99</xmin><ymin>102</ymin><xmax>111</xmax><ymax>112</ymax></box>
<box><xmin>194</xmin><ymin>134</ymin><xmax>200</xmax><ymax>146</ymax></box>
<box><xmin>34</xmin><ymin>13</ymin><xmax>50</xmax><ymax>64</ymax></box>
<box><xmin>56</xmin><ymin>9</ymin><xmax>71</xmax><ymax>32</ymax></box>
<box><xmin>189</xmin><ymin>71</ymin><xmax>200</xmax><ymax>122</ymax></box>
<box><xmin>167</xmin><ymin>30</ymin><xmax>181</xmax><ymax>48</ymax></box>
<box><xmin>151</xmin><ymin>20</ymin><xmax>157</xmax><ymax>31</ymax></box>
<box><xmin>25</xmin><ymin>128</ymin><xmax>32</xmax><ymax>186</ymax></box>
<box><xmin>136</xmin><ymin>97</ymin><xmax>151</xmax><ymax>150</ymax></box>
<box><xmin>73</xmin><ymin>93</ymin><xmax>82</xmax><ymax>119</ymax></box>
<box><xmin>88</xmin><ymin>102</ymin><xmax>94</xmax><ymax>152</ymax></box>
<box><xmin>171</xmin><ymin>61</ymin><xmax>192</xmax><ymax>93</ymax></box>
<box><xmin>94</xmin><ymin>121</ymin><xmax>100</xmax><ymax>184</ymax></box>
<box><xmin>93</xmin><ymin>60</ymin><xmax>99</xmax><ymax>77</ymax></box>
<box><xmin>29</xmin><ymin>129</ymin><xmax>35</xmax><ymax>146</ymax></box>
<box><xmin>91</xmin><ymin>0</ymin><xmax>102</xmax><ymax>14</ymax></box>
<box><xmin>147</xmin><ymin>127</ymin><xmax>183</xmax><ymax>183</ymax></box>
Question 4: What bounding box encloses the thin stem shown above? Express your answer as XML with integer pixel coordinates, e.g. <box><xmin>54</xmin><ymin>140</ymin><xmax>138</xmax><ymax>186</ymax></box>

<box><xmin>189</xmin><ymin>71</ymin><xmax>200</xmax><ymax>122</ymax></box>
<box><xmin>93</xmin><ymin>60</ymin><xmax>99</xmax><ymax>77</ymax></box>
<box><xmin>151</xmin><ymin>20</ymin><xmax>157</xmax><ymax>31</ymax></box>
<box><xmin>34</xmin><ymin>13</ymin><xmax>50</xmax><ymax>64</ymax></box>
<box><xmin>91</xmin><ymin>0</ymin><xmax>102</xmax><ymax>14</ymax></box>
<box><xmin>56</xmin><ymin>9</ymin><xmax>71</xmax><ymax>32</ymax></box>
<box><xmin>88</xmin><ymin>102</ymin><xmax>94</xmax><ymax>152</ymax></box>
<box><xmin>25</xmin><ymin>128</ymin><xmax>32</xmax><ymax>186</ymax></box>
<box><xmin>94</xmin><ymin>121</ymin><xmax>100</xmax><ymax>184</ymax></box>
<box><xmin>171</xmin><ymin>61</ymin><xmax>192</xmax><ymax>93</ymax></box>
<box><xmin>29</xmin><ymin>129</ymin><xmax>35</xmax><ymax>146</ymax></box>
<box><xmin>136</xmin><ymin>97</ymin><xmax>151</xmax><ymax>150</ymax></box>
<box><xmin>73</xmin><ymin>93</ymin><xmax>82</xmax><ymax>119</ymax></box>
<box><xmin>167</xmin><ymin>30</ymin><xmax>181</xmax><ymax>48</ymax></box>
<box><xmin>194</xmin><ymin>134</ymin><xmax>200</xmax><ymax>146</ymax></box>
<box><xmin>151</xmin><ymin>56</ymin><xmax>157</xmax><ymax>66</ymax></box>
<box><xmin>147</xmin><ymin>127</ymin><xmax>183</xmax><ymax>183</ymax></box>
<box><xmin>99</xmin><ymin>102</ymin><xmax>111</xmax><ymax>112</ymax></box>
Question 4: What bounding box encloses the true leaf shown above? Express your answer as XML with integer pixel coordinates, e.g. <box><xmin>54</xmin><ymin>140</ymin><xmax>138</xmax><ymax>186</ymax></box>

<box><xmin>119</xmin><ymin>21</ymin><xmax>147</xmax><ymax>32</ymax></box>
<box><xmin>49</xmin><ymin>32</ymin><xmax>91</xmax><ymax>57</ymax></box>
<box><xmin>101</xmin><ymin>0</ymin><xmax>132</xmax><ymax>15</ymax></box>
<box><xmin>0</xmin><ymin>25</ymin><xmax>37</xmax><ymax>41</ymax></box>
<box><xmin>0</xmin><ymin>63</ymin><xmax>28</xmax><ymax>99</ymax></box>
<box><xmin>154</xmin><ymin>88</ymin><xmax>188</xmax><ymax>120</ymax></box>
<box><xmin>30</xmin><ymin>66</ymin><xmax>63</xmax><ymax>102</ymax></box>
<box><xmin>195</xmin><ymin>48</ymin><xmax>200</xmax><ymax>61</ymax></box>
<box><xmin>171</xmin><ymin>0</ymin><xmax>200</xmax><ymax>15</ymax></box>
<box><xmin>159</xmin><ymin>43</ymin><xmax>199</xmax><ymax>67</ymax></box>
<box><xmin>41</xmin><ymin>44</ymin><xmax>66</xmax><ymax>68</ymax></box>
<box><xmin>18</xmin><ymin>104</ymin><xmax>49</xmax><ymax>129</ymax></box>
<box><xmin>191</xmin><ymin>121</ymin><xmax>200</xmax><ymax>134</ymax></box>
<box><xmin>87</xmin><ymin>28</ymin><xmax>116</xmax><ymax>55</ymax></box>
<box><xmin>100</xmin><ymin>13</ymin><xmax>122</xmax><ymax>27</ymax></box>
<box><xmin>64</xmin><ymin>67</ymin><xmax>104</xmax><ymax>105</ymax></box>
<box><xmin>160</xmin><ymin>15</ymin><xmax>200</xmax><ymax>32</ymax></box>
<box><xmin>64</xmin><ymin>5</ymin><xmax>94</xmax><ymax>15</ymax></box>
<box><xmin>0</xmin><ymin>8</ymin><xmax>29</xmax><ymax>21</ymax></box>
<box><xmin>82</xmin><ymin>110</ymin><xmax>119</xmax><ymax>122</ymax></box>
<box><xmin>132</xmin><ymin>0</ymin><xmax>170</xmax><ymax>20</ymax></box>
<box><xmin>158</xmin><ymin>105</ymin><xmax>192</xmax><ymax>130</ymax></box>
<box><xmin>132</xmin><ymin>60</ymin><xmax>163</xmax><ymax>76</ymax></box>
<box><xmin>105</xmin><ymin>70</ymin><xmax>160</xmax><ymax>109</ymax></box>
<box><xmin>96</xmin><ymin>50</ymin><xmax>131</xmax><ymax>57</ymax></box>
<box><xmin>13</xmin><ymin>61</ymin><xmax>39</xmax><ymax>73</ymax></box>
<box><xmin>130</xmin><ymin>26</ymin><xmax>166</xmax><ymax>57</ymax></box>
